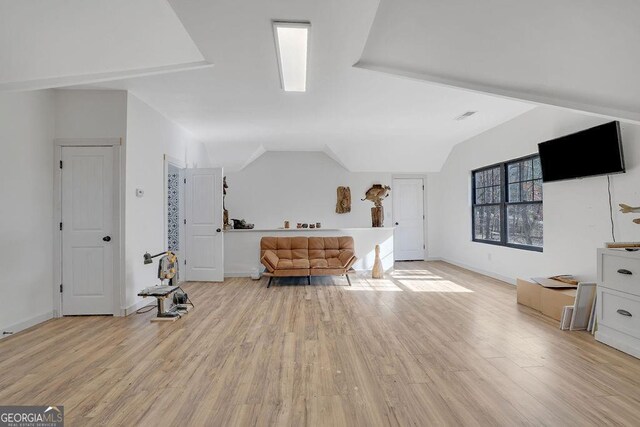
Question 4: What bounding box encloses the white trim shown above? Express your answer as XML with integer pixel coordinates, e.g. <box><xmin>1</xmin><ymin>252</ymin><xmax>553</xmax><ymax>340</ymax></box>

<box><xmin>53</xmin><ymin>138</ymin><xmax>122</xmax><ymax>147</ymax></box>
<box><xmin>53</xmin><ymin>138</ymin><xmax>125</xmax><ymax>317</ymax></box>
<box><xmin>354</xmin><ymin>61</ymin><xmax>640</xmax><ymax>125</ymax></box>
<box><xmin>2</xmin><ymin>61</ymin><xmax>213</xmax><ymax>92</ymax></box>
<box><xmin>122</xmin><ymin>298</ymin><xmax>155</xmax><ymax>317</ymax></box>
<box><xmin>438</xmin><ymin>257</ymin><xmax>515</xmax><ymax>285</ymax></box>
<box><xmin>0</xmin><ymin>311</ymin><xmax>54</xmax><ymax>340</ymax></box>
<box><xmin>224</xmin><ymin>271</ymin><xmax>255</xmax><ymax>278</ymax></box>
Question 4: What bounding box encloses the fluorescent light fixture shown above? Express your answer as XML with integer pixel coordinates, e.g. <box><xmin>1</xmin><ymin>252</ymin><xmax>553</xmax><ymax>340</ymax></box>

<box><xmin>273</xmin><ymin>21</ymin><xmax>310</xmax><ymax>92</ymax></box>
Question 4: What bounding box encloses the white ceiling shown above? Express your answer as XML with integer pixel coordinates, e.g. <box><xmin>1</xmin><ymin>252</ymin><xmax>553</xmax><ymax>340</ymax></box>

<box><xmin>357</xmin><ymin>0</ymin><xmax>640</xmax><ymax>123</ymax></box>
<box><xmin>0</xmin><ymin>0</ymin><xmax>207</xmax><ymax>90</ymax></box>
<box><xmin>3</xmin><ymin>0</ymin><xmax>536</xmax><ymax>172</ymax></box>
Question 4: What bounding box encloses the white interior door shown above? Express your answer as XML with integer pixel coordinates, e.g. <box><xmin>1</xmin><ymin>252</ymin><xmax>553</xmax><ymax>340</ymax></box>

<box><xmin>393</xmin><ymin>178</ymin><xmax>425</xmax><ymax>261</ymax></box>
<box><xmin>61</xmin><ymin>146</ymin><xmax>114</xmax><ymax>315</ymax></box>
<box><xmin>185</xmin><ymin>168</ymin><xmax>224</xmax><ymax>281</ymax></box>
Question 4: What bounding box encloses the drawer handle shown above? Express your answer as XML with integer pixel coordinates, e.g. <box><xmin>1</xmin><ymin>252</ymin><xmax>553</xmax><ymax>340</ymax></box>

<box><xmin>617</xmin><ymin>269</ymin><xmax>633</xmax><ymax>275</ymax></box>
<box><xmin>617</xmin><ymin>309</ymin><xmax>633</xmax><ymax>317</ymax></box>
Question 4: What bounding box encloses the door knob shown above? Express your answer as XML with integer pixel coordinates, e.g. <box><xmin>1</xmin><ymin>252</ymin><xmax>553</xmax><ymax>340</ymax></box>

<box><xmin>216</xmin><ymin>228</ymin><xmax>221</xmax><ymax>233</ymax></box>
<box><xmin>395</xmin><ymin>222</ymin><xmax>399</xmax><ymax>225</ymax></box>
<box><xmin>103</xmin><ymin>236</ymin><xmax>111</xmax><ymax>242</ymax></box>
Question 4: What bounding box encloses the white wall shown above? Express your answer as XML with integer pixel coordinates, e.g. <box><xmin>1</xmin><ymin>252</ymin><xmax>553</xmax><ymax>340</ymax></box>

<box><xmin>54</xmin><ymin>90</ymin><xmax>127</xmax><ymax>139</ymax></box>
<box><xmin>0</xmin><ymin>91</ymin><xmax>55</xmax><ymax>336</ymax></box>
<box><xmin>124</xmin><ymin>93</ymin><xmax>211</xmax><ymax>311</ymax></box>
<box><xmin>225</xmin><ymin>151</ymin><xmax>394</xmax><ymax>229</ymax></box>
<box><xmin>430</xmin><ymin>107</ymin><xmax>640</xmax><ymax>283</ymax></box>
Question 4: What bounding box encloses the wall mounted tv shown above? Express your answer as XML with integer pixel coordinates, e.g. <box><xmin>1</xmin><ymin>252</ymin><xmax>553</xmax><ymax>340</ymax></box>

<box><xmin>537</xmin><ymin>121</ymin><xmax>624</xmax><ymax>183</ymax></box>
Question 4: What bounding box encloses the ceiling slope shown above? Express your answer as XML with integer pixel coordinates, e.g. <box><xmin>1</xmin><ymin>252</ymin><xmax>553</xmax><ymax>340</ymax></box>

<box><xmin>0</xmin><ymin>0</ymin><xmax>207</xmax><ymax>91</ymax></box>
<box><xmin>80</xmin><ymin>0</ymin><xmax>532</xmax><ymax>172</ymax></box>
<box><xmin>356</xmin><ymin>0</ymin><xmax>640</xmax><ymax>123</ymax></box>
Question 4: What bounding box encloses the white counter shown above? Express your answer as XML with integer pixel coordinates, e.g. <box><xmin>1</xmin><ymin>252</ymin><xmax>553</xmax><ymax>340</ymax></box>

<box><xmin>224</xmin><ymin>227</ymin><xmax>394</xmax><ymax>277</ymax></box>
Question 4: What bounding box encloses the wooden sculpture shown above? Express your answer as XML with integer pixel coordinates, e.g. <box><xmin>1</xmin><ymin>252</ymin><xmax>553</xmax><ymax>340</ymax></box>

<box><xmin>619</xmin><ymin>203</ymin><xmax>640</xmax><ymax>224</ymax></box>
<box><xmin>372</xmin><ymin>244</ymin><xmax>383</xmax><ymax>279</ymax></box>
<box><xmin>336</xmin><ymin>186</ymin><xmax>351</xmax><ymax>213</ymax></box>
<box><xmin>362</xmin><ymin>184</ymin><xmax>391</xmax><ymax>227</ymax></box>
<box><xmin>362</xmin><ymin>184</ymin><xmax>391</xmax><ymax>207</ymax></box>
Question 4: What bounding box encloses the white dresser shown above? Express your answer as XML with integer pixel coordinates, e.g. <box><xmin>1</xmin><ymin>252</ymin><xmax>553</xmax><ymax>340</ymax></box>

<box><xmin>596</xmin><ymin>248</ymin><xmax>640</xmax><ymax>358</ymax></box>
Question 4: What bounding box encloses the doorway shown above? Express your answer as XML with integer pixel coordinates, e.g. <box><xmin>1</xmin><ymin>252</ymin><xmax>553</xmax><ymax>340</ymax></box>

<box><xmin>165</xmin><ymin>156</ymin><xmax>185</xmax><ymax>282</ymax></box>
<box><xmin>184</xmin><ymin>168</ymin><xmax>224</xmax><ymax>282</ymax></box>
<box><xmin>60</xmin><ymin>145</ymin><xmax>116</xmax><ymax>315</ymax></box>
<box><xmin>392</xmin><ymin>177</ymin><xmax>425</xmax><ymax>261</ymax></box>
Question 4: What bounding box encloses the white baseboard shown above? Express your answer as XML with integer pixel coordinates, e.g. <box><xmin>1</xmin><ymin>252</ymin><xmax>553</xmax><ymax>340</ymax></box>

<box><xmin>122</xmin><ymin>298</ymin><xmax>154</xmax><ymax>316</ymax></box>
<box><xmin>224</xmin><ymin>271</ymin><xmax>253</xmax><ymax>278</ymax></box>
<box><xmin>0</xmin><ymin>311</ymin><xmax>54</xmax><ymax>340</ymax></box>
<box><xmin>433</xmin><ymin>257</ymin><xmax>515</xmax><ymax>285</ymax></box>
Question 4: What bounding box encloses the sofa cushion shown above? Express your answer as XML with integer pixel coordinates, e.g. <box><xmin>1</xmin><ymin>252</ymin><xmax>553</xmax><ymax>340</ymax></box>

<box><xmin>310</xmin><ymin>258</ymin><xmax>343</xmax><ymax>269</ymax></box>
<box><xmin>261</xmin><ymin>250</ymin><xmax>279</xmax><ymax>272</ymax></box>
<box><xmin>308</xmin><ymin>236</ymin><xmax>354</xmax><ymax>261</ymax></box>
<box><xmin>278</xmin><ymin>259</ymin><xmax>310</xmax><ymax>269</ymax></box>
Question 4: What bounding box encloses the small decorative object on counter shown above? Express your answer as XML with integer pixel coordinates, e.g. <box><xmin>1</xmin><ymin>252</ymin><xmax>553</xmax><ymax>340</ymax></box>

<box><xmin>309</xmin><ymin>224</ymin><xmax>316</xmax><ymax>229</ymax></box>
<box><xmin>231</xmin><ymin>218</ymin><xmax>254</xmax><ymax>229</ymax></box>
<box><xmin>302</xmin><ymin>223</ymin><xmax>309</xmax><ymax>228</ymax></box>
<box><xmin>284</xmin><ymin>220</ymin><xmax>290</xmax><ymax>229</ymax></box>
<box><xmin>336</xmin><ymin>186</ymin><xmax>352</xmax><ymax>213</ymax></box>
<box><xmin>316</xmin><ymin>222</ymin><xmax>321</xmax><ymax>228</ymax></box>
<box><xmin>372</xmin><ymin>244</ymin><xmax>383</xmax><ymax>279</ymax></box>
<box><xmin>297</xmin><ymin>223</ymin><xmax>303</xmax><ymax>229</ymax></box>
<box><xmin>362</xmin><ymin>184</ymin><xmax>391</xmax><ymax>227</ymax></box>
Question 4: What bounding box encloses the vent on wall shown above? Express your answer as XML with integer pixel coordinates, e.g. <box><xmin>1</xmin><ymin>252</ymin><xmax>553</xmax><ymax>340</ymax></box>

<box><xmin>455</xmin><ymin>111</ymin><xmax>477</xmax><ymax>120</ymax></box>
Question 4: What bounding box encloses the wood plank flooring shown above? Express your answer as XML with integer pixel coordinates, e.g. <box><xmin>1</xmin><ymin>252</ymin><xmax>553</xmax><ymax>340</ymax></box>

<box><xmin>1</xmin><ymin>261</ymin><xmax>640</xmax><ymax>426</ymax></box>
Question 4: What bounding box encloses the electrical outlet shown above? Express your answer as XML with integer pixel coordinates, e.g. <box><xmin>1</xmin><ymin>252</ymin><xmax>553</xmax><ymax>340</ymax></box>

<box><xmin>135</xmin><ymin>188</ymin><xmax>144</xmax><ymax>198</ymax></box>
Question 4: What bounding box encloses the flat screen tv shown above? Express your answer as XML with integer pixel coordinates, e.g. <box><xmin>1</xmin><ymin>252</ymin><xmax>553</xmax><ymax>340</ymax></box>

<box><xmin>538</xmin><ymin>121</ymin><xmax>624</xmax><ymax>183</ymax></box>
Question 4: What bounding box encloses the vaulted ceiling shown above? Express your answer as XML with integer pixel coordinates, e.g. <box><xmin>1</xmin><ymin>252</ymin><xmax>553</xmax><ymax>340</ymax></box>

<box><xmin>357</xmin><ymin>0</ymin><xmax>640</xmax><ymax>123</ymax></box>
<box><xmin>8</xmin><ymin>1</ymin><xmax>635</xmax><ymax>172</ymax></box>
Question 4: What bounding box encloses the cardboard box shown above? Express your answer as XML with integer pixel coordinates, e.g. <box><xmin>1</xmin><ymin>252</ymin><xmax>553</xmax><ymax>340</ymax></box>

<box><xmin>517</xmin><ymin>278</ymin><xmax>577</xmax><ymax>321</ymax></box>
<box><xmin>516</xmin><ymin>278</ymin><xmax>542</xmax><ymax>311</ymax></box>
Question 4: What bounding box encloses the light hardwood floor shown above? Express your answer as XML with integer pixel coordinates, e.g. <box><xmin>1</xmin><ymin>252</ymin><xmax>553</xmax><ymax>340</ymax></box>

<box><xmin>1</xmin><ymin>261</ymin><xmax>640</xmax><ymax>426</ymax></box>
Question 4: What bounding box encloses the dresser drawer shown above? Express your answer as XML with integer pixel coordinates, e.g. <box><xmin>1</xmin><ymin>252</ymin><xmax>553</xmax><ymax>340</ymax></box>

<box><xmin>601</xmin><ymin>253</ymin><xmax>640</xmax><ymax>295</ymax></box>
<box><xmin>598</xmin><ymin>287</ymin><xmax>640</xmax><ymax>339</ymax></box>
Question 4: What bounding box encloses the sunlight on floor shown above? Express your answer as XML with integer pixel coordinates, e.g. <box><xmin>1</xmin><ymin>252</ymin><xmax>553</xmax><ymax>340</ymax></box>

<box><xmin>347</xmin><ymin>268</ymin><xmax>474</xmax><ymax>293</ymax></box>
<box><xmin>398</xmin><ymin>279</ymin><xmax>473</xmax><ymax>293</ymax></box>
<box><xmin>346</xmin><ymin>279</ymin><xmax>404</xmax><ymax>292</ymax></box>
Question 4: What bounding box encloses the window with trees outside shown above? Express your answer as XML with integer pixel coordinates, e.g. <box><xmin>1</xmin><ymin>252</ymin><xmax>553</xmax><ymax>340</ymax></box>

<box><xmin>472</xmin><ymin>154</ymin><xmax>543</xmax><ymax>251</ymax></box>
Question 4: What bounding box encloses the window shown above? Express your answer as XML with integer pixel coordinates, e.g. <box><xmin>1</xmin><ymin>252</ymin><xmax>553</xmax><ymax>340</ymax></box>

<box><xmin>472</xmin><ymin>155</ymin><xmax>543</xmax><ymax>251</ymax></box>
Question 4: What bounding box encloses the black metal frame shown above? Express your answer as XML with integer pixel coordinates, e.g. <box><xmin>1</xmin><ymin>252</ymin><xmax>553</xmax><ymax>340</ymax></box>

<box><xmin>267</xmin><ymin>274</ymin><xmax>352</xmax><ymax>287</ymax></box>
<box><xmin>471</xmin><ymin>154</ymin><xmax>543</xmax><ymax>252</ymax></box>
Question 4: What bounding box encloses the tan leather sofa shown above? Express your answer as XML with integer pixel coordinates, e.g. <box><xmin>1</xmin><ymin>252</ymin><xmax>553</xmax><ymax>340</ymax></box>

<box><xmin>260</xmin><ymin>236</ymin><xmax>357</xmax><ymax>287</ymax></box>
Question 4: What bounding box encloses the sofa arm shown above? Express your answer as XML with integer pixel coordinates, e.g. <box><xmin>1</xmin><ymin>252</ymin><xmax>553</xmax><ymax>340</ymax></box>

<box><xmin>338</xmin><ymin>250</ymin><xmax>355</xmax><ymax>269</ymax></box>
<box><xmin>261</xmin><ymin>250</ymin><xmax>279</xmax><ymax>273</ymax></box>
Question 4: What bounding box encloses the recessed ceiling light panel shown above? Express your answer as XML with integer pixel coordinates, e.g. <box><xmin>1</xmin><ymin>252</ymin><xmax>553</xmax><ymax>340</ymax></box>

<box><xmin>273</xmin><ymin>21</ymin><xmax>310</xmax><ymax>92</ymax></box>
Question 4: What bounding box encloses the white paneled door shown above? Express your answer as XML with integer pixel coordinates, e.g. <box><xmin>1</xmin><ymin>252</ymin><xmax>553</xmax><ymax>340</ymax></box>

<box><xmin>185</xmin><ymin>168</ymin><xmax>224</xmax><ymax>281</ymax></box>
<box><xmin>392</xmin><ymin>178</ymin><xmax>425</xmax><ymax>261</ymax></box>
<box><xmin>61</xmin><ymin>146</ymin><xmax>114</xmax><ymax>315</ymax></box>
